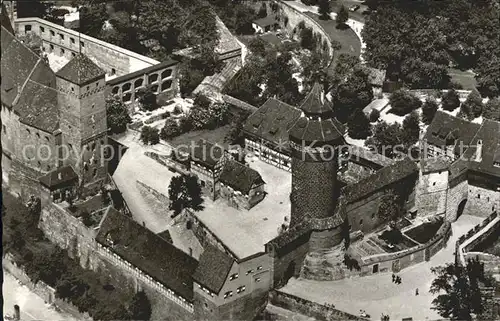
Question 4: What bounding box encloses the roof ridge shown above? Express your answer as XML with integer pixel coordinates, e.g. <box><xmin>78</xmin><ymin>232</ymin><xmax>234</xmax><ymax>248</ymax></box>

<box><xmin>12</xmin><ymin>57</ymin><xmax>42</xmax><ymax>106</ymax></box>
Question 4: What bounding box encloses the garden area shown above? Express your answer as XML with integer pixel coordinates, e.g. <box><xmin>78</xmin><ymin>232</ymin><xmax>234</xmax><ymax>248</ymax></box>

<box><xmin>376</xmin><ymin>228</ymin><xmax>419</xmax><ymax>253</ymax></box>
<box><xmin>404</xmin><ymin>216</ymin><xmax>444</xmax><ymax>244</ymax></box>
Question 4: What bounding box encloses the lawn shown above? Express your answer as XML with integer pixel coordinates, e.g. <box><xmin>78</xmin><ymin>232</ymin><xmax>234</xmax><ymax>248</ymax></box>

<box><xmin>167</xmin><ymin>125</ymin><xmax>231</xmax><ymax>147</ymax></box>
<box><xmin>404</xmin><ymin>217</ymin><xmax>444</xmax><ymax>244</ymax></box>
<box><xmin>448</xmin><ymin>68</ymin><xmax>477</xmax><ymax>90</ymax></box>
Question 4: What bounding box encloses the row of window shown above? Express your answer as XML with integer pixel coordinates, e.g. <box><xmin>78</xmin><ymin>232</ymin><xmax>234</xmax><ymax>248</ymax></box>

<box><xmin>34</xmin><ymin>25</ymin><xmax>85</xmax><ymax>48</ymax></box>
<box><xmin>229</xmin><ymin>265</ymin><xmax>263</xmax><ymax>281</ymax></box>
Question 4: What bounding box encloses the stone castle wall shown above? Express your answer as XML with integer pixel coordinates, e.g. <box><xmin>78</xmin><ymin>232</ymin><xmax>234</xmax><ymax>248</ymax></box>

<box><xmin>416</xmin><ymin>170</ymin><xmax>448</xmax><ymax>217</ymax></box>
<box><xmin>270</xmin><ymin>232</ymin><xmax>310</xmax><ymax>288</ymax></box>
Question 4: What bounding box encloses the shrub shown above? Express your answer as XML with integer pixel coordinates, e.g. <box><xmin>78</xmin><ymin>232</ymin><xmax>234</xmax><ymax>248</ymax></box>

<box><xmin>140</xmin><ymin>126</ymin><xmax>160</xmax><ymax>145</ymax></box>
<box><xmin>389</xmin><ymin>89</ymin><xmax>422</xmax><ymax>116</ymax></box>
<box><xmin>369</xmin><ymin>109</ymin><xmax>380</xmax><ymax>122</ymax></box>
<box><xmin>442</xmin><ymin>89</ymin><xmax>460</xmax><ymax>111</ymax></box>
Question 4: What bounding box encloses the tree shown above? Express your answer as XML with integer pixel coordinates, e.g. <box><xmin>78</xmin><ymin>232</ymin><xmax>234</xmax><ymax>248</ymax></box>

<box><xmin>136</xmin><ymin>85</ymin><xmax>158</xmax><ymax>111</ymax></box>
<box><xmin>483</xmin><ymin>97</ymin><xmax>500</xmax><ymax>121</ymax></box>
<box><xmin>461</xmin><ymin>89</ymin><xmax>483</xmax><ymax>119</ymax></box>
<box><xmin>168</xmin><ymin>174</ymin><xmax>204</xmax><ymax>217</ymax></box>
<box><xmin>248</xmin><ymin>37</ymin><xmax>268</xmax><ymax>58</ymax></box>
<box><xmin>402</xmin><ymin>111</ymin><xmax>420</xmax><ymax>147</ymax></box>
<box><xmin>179</xmin><ymin>60</ymin><xmax>205</xmax><ymax>97</ymax></box>
<box><xmin>369</xmin><ymin>109</ymin><xmax>380</xmax><ymax>122</ymax></box>
<box><xmin>16</xmin><ymin>0</ymin><xmax>52</xmax><ymax>19</ymax></box>
<box><xmin>128</xmin><ymin>291</ymin><xmax>152</xmax><ymax>321</ymax></box>
<box><xmin>332</xmin><ymin>66</ymin><xmax>373</xmax><ymax>123</ymax></box>
<box><xmin>300</xmin><ymin>27</ymin><xmax>315</xmax><ymax>51</ymax></box>
<box><xmin>422</xmin><ymin>98</ymin><xmax>439</xmax><ymax>124</ymax></box>
<box><xmin>365</xmin><ymin>121</ymin><xmax>404</xmax><ymax>158</ymax></box>
<box><xmin>377</xmin><ymin>192</ymin><xmax>402</xmax><ymax>222</ymax></box>
<box><xmin>318</xmin><ymin>0</ymin><xmax>331</xmax><ymax>20</ymax></box>
<box><xmin>336</xmin><ymin>5</ymin><xmax>349</xmax><ymax>28</ymax></box>
<box><xmin>160</xmin><ymin>118</ymin><xmax>181</xmax><ymax>140</ymax></box>
<box><xmin>442</xmin><ymin>89</ymin><xmax>461</xmax><ymax>111</ymax></box>
<box><xmin>140</xmin><ymin>126</ymin><xmax>160</xmax><ymax>145</ymax></box>
<box><xmin>430</xmin><ymin>258</ymin><xmax>488</xmax><ymax>320</ymax></box>
<box><xmin>225</xmin><ymin>114</ymin><xmax>246</xmax><ymax>146</ymax></box>
<box><xmin>476</xmin><ymin>54</ymin><xmax>500</xmax><ymax>98</ymax></box>
<box><xmin>257</xmin><ymin>2</ymin><xmax>267</xmax><ymax>18</ymax></box>
<box><xmin>348</xmin><ymin>109</ymin><xmax>371</xmax><ymax>139</ymax></box>
<box><xmin>389</xmin><ymin>89</ymin><xmax>422</xmax><ymax>116</ymax></box>
<box><xmin>106</xmin><ymin>96</ymin><xmax>132</xmax><ymax>134</ymax></box>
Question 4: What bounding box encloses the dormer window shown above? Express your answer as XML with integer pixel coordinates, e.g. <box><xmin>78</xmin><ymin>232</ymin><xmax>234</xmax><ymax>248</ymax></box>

<box><xmin>223</xmin><ymin>291</ymin><xmax>233</xmax><ymax>299</ymax></box>
<box><xmin>229</xmin><ymin>273</ymin><xmax>238</xmax><ymax>281</ymax></box>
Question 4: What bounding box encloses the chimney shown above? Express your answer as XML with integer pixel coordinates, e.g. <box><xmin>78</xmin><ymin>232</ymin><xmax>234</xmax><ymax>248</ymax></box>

<box><xmin>474</xmin><ymin>140</ymin><xmax>483</xmax><ymax>162</ymax></box>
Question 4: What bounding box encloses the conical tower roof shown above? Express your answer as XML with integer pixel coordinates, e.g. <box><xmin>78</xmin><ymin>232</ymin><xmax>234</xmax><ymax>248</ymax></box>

<box><xmin>56</xmin><ymin>53</ymin><xmax>105</xmax><ymax>85</ymax></box>
<box><xmin>299</xmin><ymin>82</ymin><xmax>333</xmax><ymax>116</ymax></box>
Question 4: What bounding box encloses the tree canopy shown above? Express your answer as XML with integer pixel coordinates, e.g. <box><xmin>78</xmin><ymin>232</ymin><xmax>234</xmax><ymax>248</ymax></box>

<box><xmin>318</xmin><ymin>0</ymin><xmax>331</xmax><ymax>20</ymax></box>
<box><xmin>389</xmin><ymin>89</ymin><xmax>422</xmax><ymax>116</ymax></box>
<box><xmin>362</xmin><ymin>0</ymin><xmax>500</xmax><ymax>93</ymax></box>
<box><xmin>430</xmin><ymin>258</ymin><xmax>492</xmax><ymax>321</ymax></box>
<box><xmin>106</xmin><ymin>96</ymin><xmax>132</xmax><ymax>134</ymax></box>
<box><xmin>348</xmin><ymin>109</ymin><xmax>371</xmax><ymax>139</ymax></box>
<box><xmin>168</xmin><ymin>174</ymin><xmax>204</xmax><ymax>216</ymax></box>
<box><xmin>422</xmin><ymin>98</ymin><xmax>439</xmax><ymax>124</ymax></box>
<box><xmin>442</xmin><ymin>89</ymin><xmax>461</xmax><ymax>111</ymax></box>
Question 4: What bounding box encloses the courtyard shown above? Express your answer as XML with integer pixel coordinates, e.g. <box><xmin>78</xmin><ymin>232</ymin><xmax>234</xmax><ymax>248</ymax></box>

<box><xmin>281</xmin><ymin>214</ymin><xmax>484</xmax><ymax>320</ymax></box>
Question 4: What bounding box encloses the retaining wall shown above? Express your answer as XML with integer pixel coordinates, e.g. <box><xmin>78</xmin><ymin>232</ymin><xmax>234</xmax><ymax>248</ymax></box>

<box><xmin>269</xmin><ymin>290</ymin><xmax>366</xmax><ymax>321</ymax></box>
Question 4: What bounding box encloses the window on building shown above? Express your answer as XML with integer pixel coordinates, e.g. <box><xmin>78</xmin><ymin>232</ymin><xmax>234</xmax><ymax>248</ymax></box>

<box><xmin>80</xmin><ymin>41</ymin><xmax>85</xmax><ymax>47</ymax></box>
<box><xmin>91</xmin><ymin>104</ymin><xmax>95</xmax><ymax>109</ymax></box>
<box><xmin>37</xmin><ymin>161</ymin><xmax>41</xmax><ymax>167</ymax></box>
<box><xmin>257</xmin><ymin>266</ymin><xmax>263</xmax><ymax>271</ymax></box>
<box><xmin>151</xmin><ymin>84</ymin><xmax>159</xmax><ymax>93</ymax></box>
<box><xmin>111</xmin><ymin>68</ymin><xmax>116</xmax><ymax>76</ymax></box>
<box><xmin>50</xmin><ymin>44</ymin><xmax>54</xmax><ymax>51</ymax></box>
<box><xmin>26</xmin><ymin>128</ymin><xmax>31</xmax><ymax>135</ymax></box>
<box><xmin>229</xmin><ymin>273</ymin><xmax>238</xmax><ymax>281</ymax></box>
<box><xmin>70</xmin><ymin>37</ymin><xmax>75</xmax><ymax>44</ymax></box>
<box><xmin>123</xmin><ymin>93</ymin><xmax>132</xmax><ymax>102</ymax></box>
<box><xmin>223</xmin><ymin>291</ymin><xmax>233</xmax><ymax>299</ymax></box>
<box><xmin>122</xmin><ymin>83</ymin><xmax>131</xmax><ymax>92</ymax></box>
<box><xmin>134</xmin><ymin>78</ymin><xmax>144</xmax><ymax>88</ymax></box>
<box><xmin>161</xmin><ymin>80</ymin><xmax>172</xmax><ymax>92</ymax></box>
<box><xmin>36</xmin><ymin>132</ymin><xmax>40</xmax><ymax>139</ymax></box>
<box><xmin>59</xmin><ymin>33</ymin><xmax>64</xmax><ymax>40</ymax></box>
<box><xmin>478</xmin><ymin>194</ymin><xmax>481</xmax><ymax>199</ymax></box>
<box><xmin>112</xmin><ymin>86</ymin><xmax>120</xmax><ymax>94</ymax></box>
<box><xmin>161</xmin><ymin>69</ymin><xmax>172</xmax><ymax>79</ymax></box>
<box><xmin>61</xmin><ymin>48</ymin><xmax>65</xmax><ymax>55</ymax></box>
<box><xmin>93</xmin><ymin>168</ymin><xmax>98</xmax><ymax>177</ymax></box>
<box><xmin>246</xmin><ymin>269</ymin><xmax>253</xmax><ymax>275</ymax></box>
<box><xmin>255</xmin><ymin>278</ymin><xmax>261</xmax><ymax>283</ymax></box>
<box><xmin>2</xmin><ymin>124</ymin><xmax>6</xmax><ymax>133</ymax></box>
<box><xmin>71</xmin><ymin>52</ymin><xmax>76</xmax><ymax>58</ymax></box>
<box><xmin>50</xmin><ymin>30</ymin><xmax>55</xmax><ymax>36</ymax></box>
<box><xmin>47</xmin><ymin>165</ymin><xmax>51</xmax><ymax>171</ymax></box>
<box><xmin>148</xmin><ymin>73</ymin><xmax>159</xmax><ymax>83</ymax></box>
<box><xmin>236</xmin><ymin>286</ymin><xmax>246</xmax><ymax>294</ymax></box>
<box><xmin>40</xmin><ymin>26</ymin><xmax>45</xmax><ymax>33</ymax></box>
<box><xmin>24</xmin><ymin>25</ymin><xmax>32</xmax><ymax>32</ymax></box>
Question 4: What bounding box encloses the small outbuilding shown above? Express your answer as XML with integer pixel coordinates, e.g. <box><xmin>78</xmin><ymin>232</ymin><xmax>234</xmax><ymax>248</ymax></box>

<box><xmin>252</xmin><ymin>15</ymin><xmax>279</xmax><ymax>34</ymax></box>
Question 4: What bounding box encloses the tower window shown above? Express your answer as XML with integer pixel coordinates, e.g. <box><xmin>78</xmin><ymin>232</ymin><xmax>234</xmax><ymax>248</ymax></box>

<box><xmin>59</xmin><ymin>33</ymin><xmax>64</xmax><ymax>40</ymax></box>
<box><xmin>40</xmin><ymin>26</ymin><xmax>45</xmax><ymax>33</ymax></box>
<box><xmin>91</xmin><ymin>104</ymin><xmax>95</xmax><ymax>109</ymax></box>
<box><xmin>50</xmin><ymin>44</ymin><xmax>54</xmax><ymax>51</ymax></box>
<box><xmin>111</xmin><ymin>68</ymin><xmax>116</xmax><ymax>75</ymax></box>
<box><xmin>24</xmin><ymin>25</ymin><xmax>32</xmax><ymax>32</ymax></box>
<box><xmin>70</xmin><ymin>37</ymin><xmax>75</xmax><ymax>44</ymax></box>
<box><xmin>50</xmin><ymin>30</ymin><xmax>55</xmax><ymax>37</ymax></box>
<box><xmin>80</xmin><ymin>41</ymin><xmax>85</xmax><ymax>47</ymax></box>
<box><xmin>36</xmin><ymin>133</ymin><xmax>40</xmax><ymax>139</ymax></box>
<box><xmin>26</xmin><ymin>128</ymin><xmax>31</xmax><ymax>135</ymax></box>
<box><xmin>61</xmin><ymin>48</ymin><xmax>65</xmax><ymax>55</ymax></box>
<box><xmin>229</xmin><ymin>273</ymin><xmax>238</xmax><ymax>280</ymax></box>
<box><xmin>71</xmin><ymin>52</ymin><xmax>76</xmax><ymax>58</ymax></box>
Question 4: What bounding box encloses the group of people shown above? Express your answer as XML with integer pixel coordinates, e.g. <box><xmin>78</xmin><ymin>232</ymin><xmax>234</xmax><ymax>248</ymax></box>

<box><xmin>381</xmin><ymin>313</ymin><xmax>390</xmax><ymax>321</ymax></box>
<box><xmin>359</xmin><ymin>309</ymin><xmax>370</xmax><ymax>318</ymax></box>
<box><xmin>391</xmin><ymin>273</ymin><xmax>402</xmax><ymax>284</ymax></box>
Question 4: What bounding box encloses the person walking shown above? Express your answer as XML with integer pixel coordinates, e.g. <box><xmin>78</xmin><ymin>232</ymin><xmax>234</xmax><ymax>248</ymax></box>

<box><xmin>415</xmin><ymin>288</ymin><xmax>419</xmax><ymax>296</ymax></box>
<box><xmin>392</xmin><ymin>273</ymin><xmax>395</xmax><ymax>283</ymax></box>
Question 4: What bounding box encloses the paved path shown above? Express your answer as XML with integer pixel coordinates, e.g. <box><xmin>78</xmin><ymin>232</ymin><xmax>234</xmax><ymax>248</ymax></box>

<box><xmin>3</xmin><ymin>272</ymin><xmax>80</xmax><ymax>321</ymax></box>
<box><xmin>281</xmin><ymin>214</ymin><xmax>484</xmax><ymax>320</ymax></box>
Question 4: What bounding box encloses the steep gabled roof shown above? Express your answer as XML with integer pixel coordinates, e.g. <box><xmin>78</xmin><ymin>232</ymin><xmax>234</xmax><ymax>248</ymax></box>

<box><xmin>190</xmin><ymin>139</ymin><xmax>224</xmax><ymax>169</ymax></box>
<box><xmin>56</xmin><ymin>53</ymin><xmax>105</xmax><ymax>85</ymax></box>
<box><xmin>421</xmin><ymin>156</ymin><xmax>451</xmax><ymax>174</ymax></box>
<box><xmin>288</xmin><ymin>116</ymin><xmax>345</xmax><ymax>143</ymax></box>
<box><xmin>193</xmin><ymin>244</ymin><xmax>234</xmax><ymax>294</ymax></box>
<box><xmin>0</xmin><ymin>4</ymin><xmax>14</xmax><ymax>34</ymax></box>
<box><xmin>96</xmin><ymin>208</ymin><xmax>199</xmax><ymax>301</ymax></box>
<box><xmin>463</xmin><ymin>119</ymin><xmax>500</xmax><ymax>177</ymax></box>
<box><xmin>243</xmin><ymin>98</ymin><xmax>302</xmax><ymax>152</ymax></box>
<box><xmin>39</xmin><ymin>165</ymin><xmax>78</xmax><ymax>190</ymax></box>
<box><xmin>220</xmin><ymin>160</ymin><xmax>265</xmax><ymax>194</ymax></box>
<box><xmin>424</xmin><ymin>111</ymin><xmax>480</xmax><ymax>154</ymax></box>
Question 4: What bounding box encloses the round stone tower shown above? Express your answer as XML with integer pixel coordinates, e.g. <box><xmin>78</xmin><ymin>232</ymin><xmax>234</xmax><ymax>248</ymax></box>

<box><xmin>289</xmin><ymin>83</ymin><xmax>345</xmax><ymax>228</ymax></box>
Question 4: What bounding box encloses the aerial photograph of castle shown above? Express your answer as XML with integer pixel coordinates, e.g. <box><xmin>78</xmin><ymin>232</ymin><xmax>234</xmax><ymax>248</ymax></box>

<box><xmin>1</xmin><ymin>0</ymin><xmax>499</xmax><ymax>320</ymax></box>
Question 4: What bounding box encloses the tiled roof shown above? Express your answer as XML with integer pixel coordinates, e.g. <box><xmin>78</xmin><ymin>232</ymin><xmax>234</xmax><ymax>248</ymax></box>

<box><xmin>343</xmin><ymin>158</ymin><xmax>419</xmax><ymax>203</ymax></box>
<box><xmin>288</xmin><ymin>116</ymin><xmax>345</xmax><ymax>143</ymax></box>
<box><xmin>220</xmin><ymin>160</ymin><xmax>264</xmax><ymax>194</ymax></box>
<box><xmin>1</xmin><ymin>26</ymin><xmax>60</xmax><ymax>132</ymax></box>
<box><xmin>299</xmin><ymin>82</ymin><xmax>333</xmax><ymax>115</ymax></box>
<box><xmin>421</xmin><ymin>156</ymin><xmax>450</xmax><ymax>173</ymax></box>
<box><xmin>96</xmin><ymin>208</ymin><xmax>199</xmax><ymax>301</ymax></box>
<box><xmin>193</xmin><ymin>244</ymin><xmax>234</xmax><ymax>294</ymax></box>
<box><xmin>348</xmin><ymin>145</ymin><xmax>395</xmax><ymax>168</ymax></box>
<box><xmin>38</xmin><ymin>165</ymin><xmax>78</xmax><ymax>189</ymax></box>
<box><xmin>56</xmin><ymin>53</ymin><xmax>105</xmax><ymax>85</ymax></box>
<box><xmin>157</xmin><ymin>229</ymin><xmax>173</xmax><ymax>244</ymax></box>
<box><xmin>463</xmin><ymin>119</ymin><xmax>500</xmax><ymax>177</ymax></box>
<box><xmin>243</xmin><ymin>98</ymin><xmax>302</xmax><ymax>151</ymax></box>
<box><xmin>424</xmin><ymin>111</ymin><xmax>481</xmax><ymax>155</ymax></box>
<box><xmin>190</xmin><ymin>139</ymin><xmax>224</xmax><ymax>169</ymax></box>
